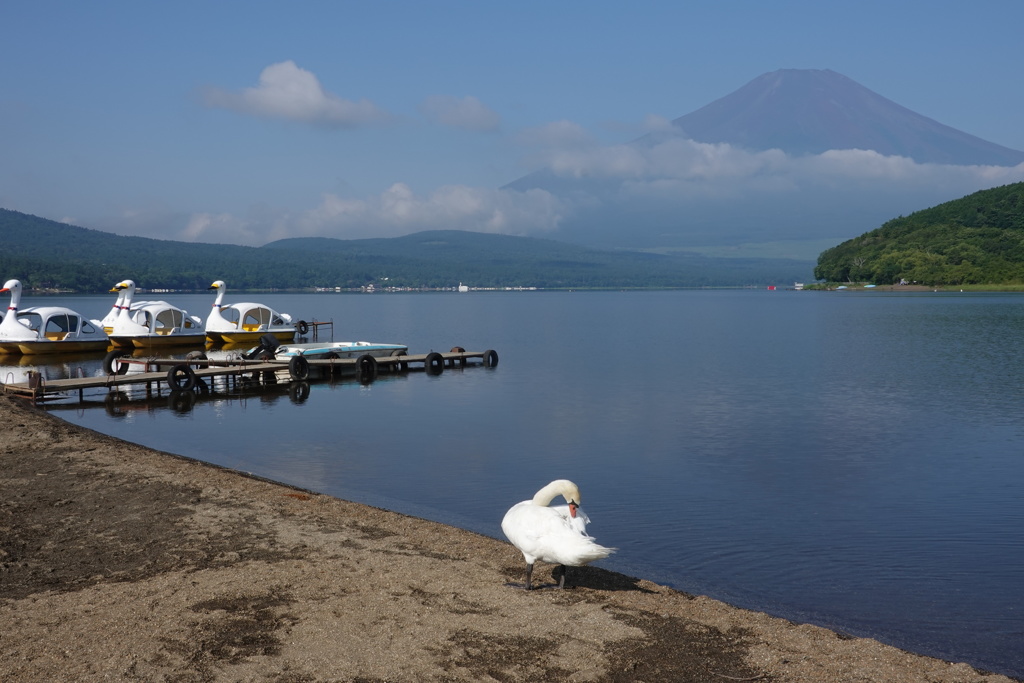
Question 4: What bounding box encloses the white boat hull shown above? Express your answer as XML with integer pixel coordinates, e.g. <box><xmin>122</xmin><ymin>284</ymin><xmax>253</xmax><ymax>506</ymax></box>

<box><xmin>273</xmin><ymin>341</ymin><xmax>408</xmax><ymax>360</ymax></box>
<box><xmin>109</xmin><ymin>332</ymin><xmax>208</xmax><ymax>349</ymax></box>
<box><xmin>3</xmin><ymin>339</ymin><xmax>110</xmax><ymax>355</ymax></box>
<box><xmin>206</xmin><ymin>328</ymin><xmax>296</xmax><ymax>345</ymax></box>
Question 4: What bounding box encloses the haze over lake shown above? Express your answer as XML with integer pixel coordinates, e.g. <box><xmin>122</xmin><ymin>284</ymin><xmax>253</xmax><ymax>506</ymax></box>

<box><xmin>13</xmin><ymin>289</ymin><xmax>1024</xmax><ymax>679</ymax></box>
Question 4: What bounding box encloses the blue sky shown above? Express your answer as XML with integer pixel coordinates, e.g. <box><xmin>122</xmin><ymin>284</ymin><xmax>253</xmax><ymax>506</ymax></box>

<box><xmin>2</xmin><ymin>0</ymin><xmax>1023</xmax><ymax>248</ymax></box>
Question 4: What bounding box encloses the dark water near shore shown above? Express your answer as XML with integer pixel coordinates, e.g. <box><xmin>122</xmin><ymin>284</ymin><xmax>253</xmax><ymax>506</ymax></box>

<box><xmin>10</xmin><ymin>289</ymin><xmax>1024</xmax><ymax>677</ymax></box>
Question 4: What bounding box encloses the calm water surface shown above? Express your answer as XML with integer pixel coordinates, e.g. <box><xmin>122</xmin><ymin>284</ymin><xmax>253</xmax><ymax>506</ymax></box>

<box><xmin>12</xmin><ymin>289</ymin><xmax>1024</xmax><ymax>678</ymax></box>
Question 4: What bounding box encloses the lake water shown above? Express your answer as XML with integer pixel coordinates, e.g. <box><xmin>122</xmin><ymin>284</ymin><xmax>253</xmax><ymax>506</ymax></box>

<box><xmin>8</xmin><ymin>289</ymin><xmax>1024</xmax><ymax>678</ymax></box>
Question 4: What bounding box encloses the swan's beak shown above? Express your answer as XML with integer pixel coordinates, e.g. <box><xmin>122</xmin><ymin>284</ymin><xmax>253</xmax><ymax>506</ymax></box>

<box><xmin>568</xmin><ymin>502</ymin><xmax>578</xmax><ymax>518</ymax></box>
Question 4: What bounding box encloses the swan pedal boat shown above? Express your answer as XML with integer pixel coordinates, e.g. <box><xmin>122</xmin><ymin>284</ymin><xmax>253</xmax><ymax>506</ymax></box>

<box><xmin>107</xmin><ymin>280</ymin><xmax>206</xmax><ymax>349</ymax></box>
<box><xmin>0</xmin><ymin>306</ymin><xmax>109</xmax><ymax>355</ymax></box>
<box><xmin>205</xmin><ymin>280</ymin><xmax>296</xmax><ymax>345</ymax></box>
<box><xmin>109</xmin><ymin>301</ymin><xmax>207</xmax><ymax>349</ymax></box>
<box><xmin>1</xmin><ymin>279</ymin><xmax>110</xmax><ymax>355</ymax></box>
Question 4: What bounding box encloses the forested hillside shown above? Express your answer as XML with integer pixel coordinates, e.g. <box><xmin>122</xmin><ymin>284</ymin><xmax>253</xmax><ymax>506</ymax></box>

<box><xmin>0</xmin><ymin>209</ymin><xmax>812</xmax><ymax>292</ymax></box>
<box><xmin>814</xmin><ymin>183</ymin><xmax>1024</xmax><ymax>285</ymax></box>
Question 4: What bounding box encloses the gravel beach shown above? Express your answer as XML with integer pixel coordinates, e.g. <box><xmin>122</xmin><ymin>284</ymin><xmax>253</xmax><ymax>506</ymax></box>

<box><xmin>0</xmin><ymin>393</ymin><xmax>1016</xmax><ymax>682</ymax></box>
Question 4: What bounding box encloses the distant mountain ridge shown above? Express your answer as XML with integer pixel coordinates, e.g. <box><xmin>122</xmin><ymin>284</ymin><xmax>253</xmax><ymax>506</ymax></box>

<box><xmin>0</xmin><ymin>208</ymin><xmax>813</xmax><ymax>291</ymax></box>
<box><xmin>670</xmin><ymin>69</ymin><xmax>1024</xmax><ymax>166</ymax></box>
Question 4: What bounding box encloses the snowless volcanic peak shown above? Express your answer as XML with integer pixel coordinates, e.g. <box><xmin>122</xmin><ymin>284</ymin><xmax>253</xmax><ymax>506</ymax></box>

<box><xmin>671</xmin><ymin>68</ymin><xmax>1024</xmax><ymax>166</ymax></box>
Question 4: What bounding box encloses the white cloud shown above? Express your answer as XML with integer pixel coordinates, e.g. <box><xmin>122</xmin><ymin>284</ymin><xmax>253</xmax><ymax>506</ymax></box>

<box><xmin>495</xmin><ymin>124</ymin><xmax>1024</xmax><ymax>244</ymax></box>
<box><xmin>202</xmin><ymin>61</ymin><xmax>389</xmax><ymax>127</ymax></box>
<box><xmin>641</xmin><ymin>114</ymin><xmax>675</xmax><ymax>132</ymax></box>
<box><xmin>289</xmin><ymin>183</ymin><xmax>565</xmax><ymax>241</ymax></box>
<box><xmin>419</xmin><ymin>95</ymin><xmax>500</xmax><ymax>131</ymax></box>
<box><xmin>528</xmin><ymin>131</ymin><xmax>1024</xmax><ymax>192</ymax></box>
<box><xmin>149</xmin><ymin>143</ymin><xmax>1024</xmax><ymax>248</ymax></box>
<box><xmin>181</xmin><ymin>212</ymin><xmax>258</xmax><ymax>244</ymax></box>
<box><xmin>101</xmin><ymin>206</ymin><xmax>281</xmax><ymax>246</ymax></box>
<box><xmin>524</xmin><ymin>135</ymin><xmax>792</xmax><ymax>185</ymax></box>
<box><xmin>95</xmin><ymin>116</ymin><xmax>1024</xmax><ymax>249</ymax></box>
<box><xmin>135</xmin><ymin>184</ymin><xmax>565</xmax><ymax>246</ymax></box>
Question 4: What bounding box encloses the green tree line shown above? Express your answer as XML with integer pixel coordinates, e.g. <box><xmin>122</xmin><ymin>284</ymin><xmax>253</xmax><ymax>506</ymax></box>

<box><xmin>814</xmin><ymin>182</ymin><xmax>1024</xmax><ymax>285</ymax></box>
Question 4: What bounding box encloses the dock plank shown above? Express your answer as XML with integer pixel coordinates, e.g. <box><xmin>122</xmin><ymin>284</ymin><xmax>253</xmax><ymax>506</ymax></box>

<box><xmin>1</xmin><ymin>349</ymin><xmax>497</xmax><ymax>402</ymax></box>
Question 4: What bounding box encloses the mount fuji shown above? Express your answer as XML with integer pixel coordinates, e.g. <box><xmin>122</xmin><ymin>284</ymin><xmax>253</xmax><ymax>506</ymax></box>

<box><xmin>505</xmin><ymin>69</ymin><xmax>1024</xmax><ymax>257</ymax></box>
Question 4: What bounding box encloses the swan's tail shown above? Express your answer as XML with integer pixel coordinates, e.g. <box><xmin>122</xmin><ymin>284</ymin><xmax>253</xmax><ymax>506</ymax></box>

<box><xmin>568</xmin><ymin>538</ymin><xmax>616</xmax><ymax>566</ymax></box>
<box><xmin>551</xmin><ymin>504</ymin><xmax>615</xmax><ymax>565</ymax></box>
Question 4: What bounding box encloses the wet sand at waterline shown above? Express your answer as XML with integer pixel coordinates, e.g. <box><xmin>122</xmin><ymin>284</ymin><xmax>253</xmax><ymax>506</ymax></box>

<box><xmin>0</xmin><ymin>393</ymin><xmax>1015</xmax><ymax>682</ymax></box>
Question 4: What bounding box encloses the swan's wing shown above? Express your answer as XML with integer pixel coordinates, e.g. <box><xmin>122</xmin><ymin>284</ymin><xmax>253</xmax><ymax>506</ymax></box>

<box><xmin>551</xmin><ymin>505</ymin><xmax>594</xmax><ymax>538</ymax></box>
<box><xmin>501</xmin><ymin>501</ymin><xmax>546</xmax><ymax>560</ymax></box>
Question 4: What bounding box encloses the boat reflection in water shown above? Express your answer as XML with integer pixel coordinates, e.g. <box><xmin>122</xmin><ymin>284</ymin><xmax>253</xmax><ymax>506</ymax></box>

<box><xmin>3</xmin><ymin>343</ymin><xmax>415</xmax><ymax>417</ymax></box>
<box><xmin>0</xmin><ymin>350</ymin><xmax>109</xmax><ymax>386</ymax></box>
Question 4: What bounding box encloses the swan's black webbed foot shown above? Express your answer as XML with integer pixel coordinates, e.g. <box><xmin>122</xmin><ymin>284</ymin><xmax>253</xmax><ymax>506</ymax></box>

<box><xmin>556</xmin><ymin>564</ymin><xmax>567</xmax><ymax>589</ymax></box>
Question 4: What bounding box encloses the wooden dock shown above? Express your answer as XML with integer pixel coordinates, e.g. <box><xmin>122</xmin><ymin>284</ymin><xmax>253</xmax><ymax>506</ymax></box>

<box><xmin>1</xmin><ymin>348</ymin><xmax>498</xmax><ymax>404</ymax></box>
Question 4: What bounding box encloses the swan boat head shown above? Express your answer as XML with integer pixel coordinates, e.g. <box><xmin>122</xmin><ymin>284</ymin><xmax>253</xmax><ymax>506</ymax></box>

<box><xmin>2</xmin><ymin>278</ymin><xmax>25</xmax><ymax>318</ymax></box>
<box><xmin>111</xmin><ymin>279</ymin><xmax>137</xmax><ymax>296</ymax></box>
<box><xmin>0</xmin><ymin>279</ymin><xmax>35</xmax><ymax>346</ymax></box>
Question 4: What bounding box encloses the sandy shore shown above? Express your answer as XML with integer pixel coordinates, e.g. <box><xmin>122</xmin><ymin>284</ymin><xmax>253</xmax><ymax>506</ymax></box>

<box><xmin>0</xmin><ymin>393</ymin><xmax>1016</xmax><ymax>682</ymax></box>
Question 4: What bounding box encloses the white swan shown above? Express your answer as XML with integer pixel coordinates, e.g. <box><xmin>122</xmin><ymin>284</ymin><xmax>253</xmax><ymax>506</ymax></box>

<box><xmin>501</xmin><ymin>479</ymin><xmax>615</xmax><ymax>589</ymax></box>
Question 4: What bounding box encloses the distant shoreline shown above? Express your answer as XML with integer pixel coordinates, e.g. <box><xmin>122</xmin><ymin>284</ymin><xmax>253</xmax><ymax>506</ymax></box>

<box><xmin>811</xmin><ymin>283</ymin><xmax>1024</xmax><ymax>292</ymax></box>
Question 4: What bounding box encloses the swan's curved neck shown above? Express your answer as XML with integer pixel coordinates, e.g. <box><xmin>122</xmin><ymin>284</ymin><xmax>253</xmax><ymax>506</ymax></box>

<box><xmin>1</xmin><ymin>283</ymin><xmax>23</xmax><ymax>333</ymax></box>
<box><xmin>531</xmin><ymin>480</ymin><xmax>580</xmax><ymax>507</ymax></box>
<box><xmin>4</xmin><ymin>286</ymin><xmax>20</xmax><ymax>312</ymax></box>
